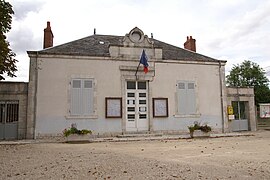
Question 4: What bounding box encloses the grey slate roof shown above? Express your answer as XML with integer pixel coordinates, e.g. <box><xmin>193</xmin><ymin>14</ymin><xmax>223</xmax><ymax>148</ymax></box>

<box><xmin>37</xmin><ymin>34</ymin><xmax>221</xmax><ymax>62</ymax></box>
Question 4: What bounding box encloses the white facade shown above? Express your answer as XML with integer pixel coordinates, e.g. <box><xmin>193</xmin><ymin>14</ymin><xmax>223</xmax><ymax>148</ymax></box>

<box><xmin>27</xmin><ymin>27</ymin><xmax>228</xmax><ymax>137</ymax></box>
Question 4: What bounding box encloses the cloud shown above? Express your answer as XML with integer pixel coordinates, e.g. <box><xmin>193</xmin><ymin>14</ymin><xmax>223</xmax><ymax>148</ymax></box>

<box><xmin>265</xmin><ymin>66</ymin><xmax>270</xmax><ymax>76</ymax></box>
<box><xmin>8</xmin><ymin>25</ymin><xmax>41</xmax><ymax>54</ymax></box>
<box><xmin>200</xmin><ymin>1</ymin><xmax>270</xmax><ymax>71</ymax></box>
<box><xmin>11</xmin><ymin>0</ymin><xmax>45</xmax><ymax>20</ymax></box>
<box><xmin>6</xmin><ymin>1</ymin><xmax>45</xmax><ymax>54</ymax></box>
<box><xmin>230</xmin><ymin>2</ymin><xmax>270</xmax><ymax>40</ymax></box>
<box><xmin>3</xmin><ymin>0</ymin><xmax>270</xmax><ymax>82</ymax></box>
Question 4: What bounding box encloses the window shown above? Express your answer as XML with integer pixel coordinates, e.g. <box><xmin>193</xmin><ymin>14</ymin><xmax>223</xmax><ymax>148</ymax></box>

<box><xmin>0</xmin><ymin>101</ymin><xmax>19</xmax><ymax>123</ymax></box>
<box><xmin>177</xmin><ymin>81</ymin><xmax>196</xmax><ymax>115</ymax></box>
<box><xmin>232</xmin><ymin>101</ymin><xmax>247</xmax><ymax>120</ymax></box>
<box><xmin>127</xmin><ymin>81</ymin><xmax>136</xmax><ymax>89</ymax></box>
<box><xmin>71</xmin><ymin>79</ymin><xmax>94</xmax><ymax>116</ymax></box>
<box><xmin>138</xmin><ymin>82</ymin><xmax>147</xmax><ymax>89</ymax></box>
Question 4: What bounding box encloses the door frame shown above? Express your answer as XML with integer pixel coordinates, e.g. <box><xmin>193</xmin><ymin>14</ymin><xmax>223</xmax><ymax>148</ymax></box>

<box><xmin>232</xmin><ymin>101</ymin><xmax>249</xmax><ymax>131</ymax></box>
<box><xmin>125</xmin><ymin>81</ymin><xmax>149</xmax><ymax>132</ymax></box>
<box><xmin>121</xmin><ymin>78</ymin><xmax>152</xmax><ymax>133</ymax></box>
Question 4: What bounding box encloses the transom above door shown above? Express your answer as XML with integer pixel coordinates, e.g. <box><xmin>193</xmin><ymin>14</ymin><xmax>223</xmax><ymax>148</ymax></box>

<box><xmin>126</xmin><ymin>81</ymin><xmax>149</xmax><ymax>131</ymax></box>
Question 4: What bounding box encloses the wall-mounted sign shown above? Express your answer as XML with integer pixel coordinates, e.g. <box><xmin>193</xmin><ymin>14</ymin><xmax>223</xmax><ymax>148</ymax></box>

<box><xmin>153</xmin><ymin>98</ymin><xmax>168</xmax><ymax>117</ymax></box>
<box><xmin>105</xmin><ymin>97</ymin><xmax>122</xmax><ymax>118</ymax></box>
<box><xmin>228</xmin><ymin>114</ymin><xmax>235</xmax><ymax>120</ymax></box>
<box><xmin>260</xmin><ymin>103</ymin><xmax>270</xmax><ymax>118</ymax></box>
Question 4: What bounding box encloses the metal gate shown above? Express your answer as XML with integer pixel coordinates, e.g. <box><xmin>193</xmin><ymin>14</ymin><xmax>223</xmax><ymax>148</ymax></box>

<box><xmin>0</xmin><ymin>101</ymin><xmax>19</xmax><ymax>140</ymax></box>
<box><xmin>232</xmin><ymin>101</ymin><xmax>249</xmax><ymax>131</ymax></box>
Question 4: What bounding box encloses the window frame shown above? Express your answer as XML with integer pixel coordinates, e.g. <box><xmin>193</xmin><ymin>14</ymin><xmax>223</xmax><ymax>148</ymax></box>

<box><xmin>66</xmin><ymin>77</ymin><xmax>97</xmax><ymax>119</ymax></box>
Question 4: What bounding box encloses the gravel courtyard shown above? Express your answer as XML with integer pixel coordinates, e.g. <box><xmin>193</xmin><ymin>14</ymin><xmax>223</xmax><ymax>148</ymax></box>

<box><xmin>1</xmin><ymin>131</ymin><xmax>270</xmax><ymax>180</ymax></box>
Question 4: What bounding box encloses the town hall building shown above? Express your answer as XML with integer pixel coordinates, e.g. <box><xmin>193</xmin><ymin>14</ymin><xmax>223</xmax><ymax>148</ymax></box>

<box><xmin>0</xmin><ymin>22</ymin><xmax>256</xmax><ymax>139</ymax></box>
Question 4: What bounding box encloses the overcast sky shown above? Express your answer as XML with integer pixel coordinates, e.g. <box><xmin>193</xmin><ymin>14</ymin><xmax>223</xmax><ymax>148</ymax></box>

<box><xmin>5</xmin><ymin>0</ymin><xmax>270</xmax><ymax>81</ymax></box>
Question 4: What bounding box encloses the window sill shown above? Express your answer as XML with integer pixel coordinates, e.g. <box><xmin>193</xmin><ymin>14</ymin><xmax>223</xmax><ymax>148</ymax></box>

<box><xmin>65</xmin><ymin>115</ymin><xmax>98</xmax><ymax>119</ymax></box>
<box><xmin>174</xmin><ymin>114</ymin><xmax>201</xmax><ymax>118</ymax></box>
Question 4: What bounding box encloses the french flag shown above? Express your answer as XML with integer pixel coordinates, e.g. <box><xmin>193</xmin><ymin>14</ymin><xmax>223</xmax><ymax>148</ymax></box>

<box><xmin>140</xmin><ymin>49</ymin><xmax>149</xmax><ymax>73</ymax></box>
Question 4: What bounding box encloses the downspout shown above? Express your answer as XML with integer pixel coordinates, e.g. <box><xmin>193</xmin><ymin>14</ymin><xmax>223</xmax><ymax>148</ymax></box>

<box><xmin>33</xmin><ymin>51</ymin><xmax>39</xmax><ymax>139</ymax></box>
<box><xmin>219</xmin><ymin>61</ymin><xmax>225</xmax><ymax>133</ymax></box>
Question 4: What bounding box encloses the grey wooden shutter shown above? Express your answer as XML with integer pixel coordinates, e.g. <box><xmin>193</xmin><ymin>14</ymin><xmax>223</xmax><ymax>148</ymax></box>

<box><xmin>82</xmin><ymin>80</ymin><xmax>93</xmax><ymax>115</ymax></box>
<box><xmin>177</xmin><ymin>81</ymin><xmax>196</xmax><ymax>115</ymax></box>
<box><xmin>71</xmin><ymin>79</ymin><xmax>82</xmax><ymax>115</ymax></box>
<box><xmin>71</xmin><ymin>79</ymin><xmax>94</xmax><ymax>115</ymax></box>
<box><xmin>177</xmin><ymin>82</ymin><xmax>187</xmax><ymax>114</ymax></box>
<box><xmin>186</xmin><ymin>82</ymin><xmax>196</xmax><ymax>114</ymax></box>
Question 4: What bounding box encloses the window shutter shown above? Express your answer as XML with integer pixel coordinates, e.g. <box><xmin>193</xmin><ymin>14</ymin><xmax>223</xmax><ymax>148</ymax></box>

<box><xmin>82</xmin><ymin>80</ymin><xmax>93</xmax><ymax>115</ymax></box>
<box><xmin>177</xmin><ymin>82</ymin><xmax>187</xmax><ymax>114</ymax></box>
<box><xmin>177</xmin><ymin>81</ymin><xmax>196</xmax><ymax>115</ymax></box>
<box><xmin>186</xmin><ymin>82</ymin><xmax>196</xmax><ymax>114</ymax></box>
<box><xmin>71</xmin><ymin>80</ymin><xmax>82</xmax><ymax>115</ymax></box>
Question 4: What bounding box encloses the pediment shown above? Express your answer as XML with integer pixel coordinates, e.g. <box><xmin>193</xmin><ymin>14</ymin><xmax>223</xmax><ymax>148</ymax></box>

<box><xmin>122</xmin><ymin>27</ymin><xmax>154</xmax><ymax>47</ymax></box>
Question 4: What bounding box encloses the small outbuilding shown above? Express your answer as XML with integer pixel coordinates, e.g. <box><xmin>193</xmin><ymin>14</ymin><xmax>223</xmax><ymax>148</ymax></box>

<box><xmin>0</xmin><ymin>82</ymin><xmax>28</xmax><ymax>140</ymax></box>
<box><xmin>226</xmin><ymin>87</ymin><xmax>256</xmax><ymax>132</ymax></box>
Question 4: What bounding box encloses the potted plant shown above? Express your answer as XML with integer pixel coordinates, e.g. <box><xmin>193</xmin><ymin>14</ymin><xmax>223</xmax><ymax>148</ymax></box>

<box><xmin>63</xmin><ymin>123</ymin><xmax>92</xmax><ymax>143</ymax></box>
<box><xmin>188</xmin><ymin>121</ymin><xmax>211</xmax><ymax>138</ymax></box>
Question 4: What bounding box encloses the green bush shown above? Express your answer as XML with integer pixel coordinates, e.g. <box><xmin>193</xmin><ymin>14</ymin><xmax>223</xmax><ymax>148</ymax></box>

<box><xmin>63</xmin><ymin>127</ymin><xmax>92</xmax><ymax>137</ymax></box>
<box><xmin>188</xmin><ymin>122</ymin><xmax>211</xmax><ymax>133</ymax></box>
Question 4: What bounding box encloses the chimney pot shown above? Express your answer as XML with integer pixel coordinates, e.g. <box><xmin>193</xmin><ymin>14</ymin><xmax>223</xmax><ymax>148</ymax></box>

<box><xmin>184</xmin><ymin>35</ymin><xmax>196</xmax><ymax>52</ymax></box>
<box><xmin>43</xmin><ymin>21</ymin><xmax>54</xmax><ymax>49</ymax></box>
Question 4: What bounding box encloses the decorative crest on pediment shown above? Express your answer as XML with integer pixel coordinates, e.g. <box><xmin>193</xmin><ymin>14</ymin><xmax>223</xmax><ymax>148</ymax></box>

<box><xmin>123</xmin><ymin>27</ymin><xmax>154</xmax><ymax>47</ymax></box>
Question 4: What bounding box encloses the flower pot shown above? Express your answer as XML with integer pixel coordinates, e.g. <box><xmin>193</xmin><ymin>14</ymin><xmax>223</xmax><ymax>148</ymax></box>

<box><xmin>66</xmin><ymin>134</ymin><xmax>93</xmax><ymax>143</ymax></box>
<box><xmin>190</xmin><ymin>130</ymin><xmax>210</xmax><ymax>138</ymax></box>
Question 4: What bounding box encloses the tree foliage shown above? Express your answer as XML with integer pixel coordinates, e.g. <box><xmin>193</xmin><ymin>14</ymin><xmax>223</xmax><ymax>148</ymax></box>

<box><xmin>226</xmin><ymin>60</ymin><xmax>270</xmax><ymax>104</ymax></box>
<box><xmin>0</xmin><ymin>0</ymin><xmax>17</xmax><ymax>80</ymax></box>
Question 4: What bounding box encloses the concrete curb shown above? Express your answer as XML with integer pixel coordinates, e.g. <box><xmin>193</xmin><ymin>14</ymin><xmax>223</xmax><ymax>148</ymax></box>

<box><xmin>0</xmin><ymin>132</ymin><xmax>255</xmax><ymax>145</ymax></box>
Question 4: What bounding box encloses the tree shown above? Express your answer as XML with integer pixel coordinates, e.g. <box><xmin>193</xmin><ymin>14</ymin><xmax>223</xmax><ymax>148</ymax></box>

<box><xmin>0</xmin><ymin>0</ymin><xmax>17</xmax><ymax>80</ymax></box>
<box><xmin>226</xmin><ymin>60</ymin><xmax>270</xmax><ymax>104</ymax></box>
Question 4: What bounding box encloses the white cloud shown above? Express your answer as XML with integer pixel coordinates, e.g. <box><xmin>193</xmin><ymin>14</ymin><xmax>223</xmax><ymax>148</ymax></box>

<box><xmin>4</xmin><ymin>0</ymin><xmax>270</xmax><ymax>82</ymax></box>
<box><xmin>11</xmin><ymin>0</ymin><xmax>45</xmax><ymax>20</ymax></box>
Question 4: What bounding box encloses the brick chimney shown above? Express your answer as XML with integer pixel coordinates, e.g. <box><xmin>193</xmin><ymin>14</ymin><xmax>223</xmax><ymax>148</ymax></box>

<box><xmin>43</xmin><ymin>21</ymin><xmax>54</xmax><ymax>49</ymax></box>
<box><xmin>184</xmin><ymin>36</ymin><xmax>196</xmax><ymax>52</ymax></box>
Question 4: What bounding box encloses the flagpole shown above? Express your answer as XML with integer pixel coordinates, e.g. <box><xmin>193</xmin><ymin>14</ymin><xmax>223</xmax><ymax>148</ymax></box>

<box><xmin>135</xmin><ymin>61</ymin><xmax>140</xmax><ymax>80</ymax></box>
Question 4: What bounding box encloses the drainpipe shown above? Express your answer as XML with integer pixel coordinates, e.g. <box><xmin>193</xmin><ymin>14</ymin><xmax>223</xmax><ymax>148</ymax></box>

<box><xmin>219</xmin><ymin>61</ymin><xmax>225</xmax><ymax>133</ymax></box>
<box><xmin>33</xmin><ymin>51</ymin><xmax>39</xmax><ymax>139</ymax></box>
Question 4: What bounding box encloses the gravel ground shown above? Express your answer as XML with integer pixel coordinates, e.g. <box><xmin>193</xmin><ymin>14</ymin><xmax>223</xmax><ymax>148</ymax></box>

<box><xmin>1</xmin><ymin>131</ymin><xmax>270</xmax><ymax>180</ymax></box>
